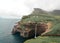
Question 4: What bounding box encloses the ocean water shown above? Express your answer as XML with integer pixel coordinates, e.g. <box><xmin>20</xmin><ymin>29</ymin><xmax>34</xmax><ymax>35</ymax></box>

<box><xmin>0</xmin><ymin>18</ymin><xmax>26</xmax><ymax>43</ymax></box>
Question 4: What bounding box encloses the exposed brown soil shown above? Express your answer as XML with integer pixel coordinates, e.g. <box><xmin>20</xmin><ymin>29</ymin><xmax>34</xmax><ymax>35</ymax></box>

<box><xmin>12</xmin><ymin>22</ymin><xmax>49</xmax><ymax>38</ymax></box>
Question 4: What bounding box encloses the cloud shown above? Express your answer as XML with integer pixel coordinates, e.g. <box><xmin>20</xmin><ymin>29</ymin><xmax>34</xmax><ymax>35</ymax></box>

<box><xmin>25</xmin><ymin>0</ymin><xmax>60</xmax><ymax>11</ymax></box>
<box><xmin>0</xmin><ymin>0</ymin><xmax>33</xmax><ymax>18</ymax></box>
<box><xmin>0</xmin><ymin>0</ymin><xmax>60</xmax><ymax>18</ymax></box>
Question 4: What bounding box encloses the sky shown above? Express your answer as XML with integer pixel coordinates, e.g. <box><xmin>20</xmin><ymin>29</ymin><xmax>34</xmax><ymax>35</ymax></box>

<box><xmin>0</xmin><ymin>0</ymin><xmax>60</xmax><ymax>19</ymax></box>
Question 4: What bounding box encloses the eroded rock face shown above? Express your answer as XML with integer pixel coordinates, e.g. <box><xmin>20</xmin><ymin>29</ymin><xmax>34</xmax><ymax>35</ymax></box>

<box><xmin>12</xmin><ymin>22</ymin><xmax>48</xmax><ymax>38</ymax></box>
<box><xmin>37</xmin><ymin>23</ymin><xmax>48</xmax><ymax>35</ymax></box>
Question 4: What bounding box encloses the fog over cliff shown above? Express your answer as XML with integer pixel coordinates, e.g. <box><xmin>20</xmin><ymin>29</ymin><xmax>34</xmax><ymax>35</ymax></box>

<box><xmin>0</xmin><ymin>0</ymin><xmax>60</xmax><ymax>19</ymax></box>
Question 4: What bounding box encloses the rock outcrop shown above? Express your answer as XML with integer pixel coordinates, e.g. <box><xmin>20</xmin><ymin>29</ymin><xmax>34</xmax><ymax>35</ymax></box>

<box><xmin>12</xmin><ymin>22</ymin><xmax>48</xmax><ymax>38</ymax></box>
<box><xmin>12</xmin><ymin>8</ymin><xmax>59</xmax><ymax>38</ymax></box>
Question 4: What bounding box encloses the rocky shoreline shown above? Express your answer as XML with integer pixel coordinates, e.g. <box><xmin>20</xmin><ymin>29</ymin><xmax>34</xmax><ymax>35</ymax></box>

<box><xmin>12</xmin><ymin>22</ymin><xmax>49</xmax><ymax>38</ymax></box>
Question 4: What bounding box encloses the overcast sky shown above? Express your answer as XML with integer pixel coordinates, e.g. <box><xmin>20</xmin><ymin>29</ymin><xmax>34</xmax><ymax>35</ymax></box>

<box><xmin>0</xmin><ymin>0</ymin><xmax>60</xmax><ymax>18</ymax></box>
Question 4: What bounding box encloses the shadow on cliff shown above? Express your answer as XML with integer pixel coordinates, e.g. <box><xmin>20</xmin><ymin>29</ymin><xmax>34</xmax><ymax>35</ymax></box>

<box><xmin>12</xmin><ymin>32</ymin><xmax>29</xmax><ymax>43</ymax></box>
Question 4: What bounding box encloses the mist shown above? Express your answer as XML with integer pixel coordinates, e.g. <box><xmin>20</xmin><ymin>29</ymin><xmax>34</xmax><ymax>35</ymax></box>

<box><xmin>0</xmin><ymin>0</ymin><xmax>60</xmax><ymax>18</ymax></box>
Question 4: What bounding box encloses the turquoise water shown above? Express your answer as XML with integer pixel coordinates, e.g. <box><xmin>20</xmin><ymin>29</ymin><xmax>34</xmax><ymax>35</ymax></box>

<box><xmin>0</xmin><ymin>18</ymin><xmax>26</xmax><ymax>43</ymax></box>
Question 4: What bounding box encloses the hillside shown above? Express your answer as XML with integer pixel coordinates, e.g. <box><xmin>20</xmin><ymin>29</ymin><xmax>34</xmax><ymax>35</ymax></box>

<box><xmin>20</xmin><ymin>8</ymin><xmax>60</xmax><ymax>23</ymax></box>
<box><xmin>20</xmin><ymin>8</ymin><xmax>60</xmax><ymax>43</ymax></box>
<box><xmin>20</xmin><ymin>8</ymin><xmax>60</xmax><ymax>34</ymax></box>
<box><xmin>51</xmin><ymin>10</ymin><xmax>60</xmax><ymax>15</ymax></box>
<box><xmin>12</xmin><ymin>8</ymin><xmax>60</xmax><ymax>43</ymax></box>
<box><xmin>24</xmin><ymin>36</ymin><xmax>60</xmax><ymax>43</ymax></box>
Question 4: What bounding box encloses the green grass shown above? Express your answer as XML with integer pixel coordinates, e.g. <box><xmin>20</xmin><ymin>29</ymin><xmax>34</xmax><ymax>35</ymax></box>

<box><xmin>43</xmin><ymin>23</ymin><xmax>60</xmax><ymax>35</ymax></box>
<box><xmin>19</xmin><ymin>14</ymin><xmax>60</xmax><ymax>30</ymax></box>
<box><xmin>20</xmin><ymin>15</ymin><xmax>59</xmax><ymax>23</ymax></box>
<box><xmin>24</xmin><ymin>36</ymin><xmax>60</xmax><ymax>43</ymax></box>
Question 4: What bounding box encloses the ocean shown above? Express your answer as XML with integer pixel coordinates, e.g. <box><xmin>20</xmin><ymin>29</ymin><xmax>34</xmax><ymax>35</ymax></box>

<box><xmin>0</xmin><ymin>18</ymin><xmax>26</xmax><ymax>43</ymax></box>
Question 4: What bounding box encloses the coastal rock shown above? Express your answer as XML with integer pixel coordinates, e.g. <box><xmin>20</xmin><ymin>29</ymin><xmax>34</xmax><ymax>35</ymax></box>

<box><xmin>12</xmin><ymin>22</ymin><xmax>48</xmax><ymax>38</ymax></box>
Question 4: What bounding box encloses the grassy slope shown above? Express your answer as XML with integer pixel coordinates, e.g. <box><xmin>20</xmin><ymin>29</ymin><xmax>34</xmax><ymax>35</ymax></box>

<box><xmin>20</xmin><ymin>14</ymin><xmax>60</xmax><ymax>30</ymax></box>
<box><xmin>21</xmin><ymin>15</ymin><xmax>60</xmax><ymax>43</ymax></box>
<box><xmin>24</xmin><ymin>16</ymin><xmax>60</xmax><ymax>43</ymax></box>
<box><xmin>44</xmin><ymin>23</ymin><xmax>60</xmax><ymax>35</ymax></box>
<box><xmin>23</xmin><ymin>15</ymin><xmax>60</xmax><ymax>43</ymax></box>
<box><xmin>20</xmin><ymin>14</ymin><xmax>59</xmax><ymax>23</ymax></box>
<box><xmin>24</xmin><ymin>36</ymin><xmax>60</xmax><ymax>43</ymax></box>
<box><xmin>19</xmin><ymin>8</ymin><xmax>60</xmax><ymax>43</ymax></box>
